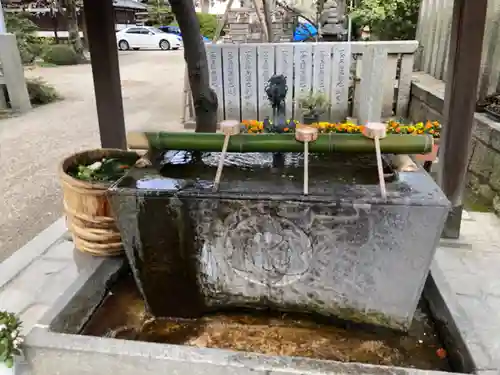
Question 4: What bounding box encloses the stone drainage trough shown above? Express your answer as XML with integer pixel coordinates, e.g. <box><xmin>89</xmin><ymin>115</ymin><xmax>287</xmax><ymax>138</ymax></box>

<box><xmin>21</xmin><ymin>256</ymin><xmax>481</xmax><ymax>375</ymax></box>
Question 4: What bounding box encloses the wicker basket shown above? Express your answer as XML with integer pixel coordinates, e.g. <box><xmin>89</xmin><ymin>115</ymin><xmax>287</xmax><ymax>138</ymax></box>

<box><xmin>59</xmin><ymin>149</ymin><xmax>139</xmax><ymax>257</ymax></box>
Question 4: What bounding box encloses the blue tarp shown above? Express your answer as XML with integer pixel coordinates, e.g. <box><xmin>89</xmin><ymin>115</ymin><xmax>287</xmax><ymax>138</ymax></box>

<box><xmin>293</xmin><ymin>22</ymin><xmax>318</xmax><ymax>41</ymax></box>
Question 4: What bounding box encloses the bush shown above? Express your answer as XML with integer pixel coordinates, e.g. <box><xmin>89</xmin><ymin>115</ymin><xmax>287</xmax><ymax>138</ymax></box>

<box><xmin>25</xmin><ymin>77</ymin><xmax>60</xmax><ymax>105</ymax></box>
<box><xmin>350</xmin><ymin>0</ymin><xmax>420</xmax><ymax>40</ymax></box>
<box><xmin>43</xmin><ymin>44</ymin><xmax>79</xmax><ymax>66</ymax></box>
<box><xmin>197</xmin><ymin>13</ymin><xmax>217</xmax><ymax>39</ymax></box>
<box><xmin>5</xmin><ymin>12</ymin><xmax>45</xmax><ymax>64</ymax></box>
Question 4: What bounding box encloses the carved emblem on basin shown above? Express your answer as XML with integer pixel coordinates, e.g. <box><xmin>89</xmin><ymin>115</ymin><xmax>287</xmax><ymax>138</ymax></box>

<box><xmin>225</xmin><ymin>214</ymin><xmax>312</xmax><ymax>286</ymax></box>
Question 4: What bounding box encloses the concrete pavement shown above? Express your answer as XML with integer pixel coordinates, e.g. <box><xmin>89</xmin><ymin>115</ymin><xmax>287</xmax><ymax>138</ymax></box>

<box><xmin>0</xmin><ymin>50</ymin><xmax>186</xmax><ymax>261</ymax></box>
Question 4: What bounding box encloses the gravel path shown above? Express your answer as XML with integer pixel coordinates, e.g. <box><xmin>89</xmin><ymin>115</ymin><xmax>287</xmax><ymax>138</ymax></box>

<box><xmin>0</xmin><ymin>50</ymin><xmax>187</xmax><ymax>261</ymax></box>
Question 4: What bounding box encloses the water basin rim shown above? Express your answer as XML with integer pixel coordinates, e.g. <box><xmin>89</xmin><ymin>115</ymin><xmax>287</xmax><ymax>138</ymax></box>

<box><xmin>107</xmin><ymin>187</ymin><xmax>450</xmax><ymax>207</ymax></box>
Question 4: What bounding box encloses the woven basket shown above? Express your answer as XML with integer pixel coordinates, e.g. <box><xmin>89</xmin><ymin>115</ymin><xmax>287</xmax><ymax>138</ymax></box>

<box><xmin>59</xmin><ymin>149</ymin><xmax>139</xmax><ymax>257</ymax></box>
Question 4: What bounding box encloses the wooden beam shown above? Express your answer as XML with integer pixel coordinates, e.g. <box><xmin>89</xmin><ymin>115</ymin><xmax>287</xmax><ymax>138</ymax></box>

<box><xmin>437</xmin><ymin>0</ymin><xmax>488</xmax><ymax>238</ymax></box>
<box><xmin>82</xmin><ymin>0</ymin><xmax>127</xmax><ymax>149</ymax></box>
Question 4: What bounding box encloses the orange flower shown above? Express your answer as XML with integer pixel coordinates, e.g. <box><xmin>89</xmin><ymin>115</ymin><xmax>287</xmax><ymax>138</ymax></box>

<box><xmin>436</xmin><ymin>348</ymin><xmax>447</xmax><ymax>359</ymax></box>
<box><xmin>425</xmin><ymin>121</ymin><xmax>433</xmax><ymax>129</ymax></box>
<box><xmin>284</xmin><ymin>127</ymin><xmax>289</xmax><ymax>132</ymax></box>
<box><xmin>395</xmin><ymin>127</ymin><xmax>401</xmax><ymax>133</ymax></box>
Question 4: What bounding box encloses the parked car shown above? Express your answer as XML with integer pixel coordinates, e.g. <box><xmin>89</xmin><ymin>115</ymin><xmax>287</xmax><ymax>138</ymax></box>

<box><xmin>116</xmin><ymin>26</ymin><xmax>182</xmax><ymax>51</ymax></box>
<box><xmin>158</xmin><ymin>25</ymin><xmax>211</xmax><ymax>43</ymax></box>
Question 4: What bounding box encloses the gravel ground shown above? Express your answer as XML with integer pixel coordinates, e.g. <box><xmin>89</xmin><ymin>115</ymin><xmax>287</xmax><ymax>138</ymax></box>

<box><xmin>0</xmin><ymin>50</ymin><xmax>187</xmax><ymax>261</ymax></box>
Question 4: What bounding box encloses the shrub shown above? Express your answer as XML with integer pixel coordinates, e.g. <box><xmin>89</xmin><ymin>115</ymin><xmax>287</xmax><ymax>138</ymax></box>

<box><xmin>5</xmin><ymin>12</ymin><xmax>45</xmax><ymax>64</ymax></box>
<box><xmin>0</xmin><ymin>311</ymin><xmax>23</xmax><ymax>369</ymax></box>
<box><xmin>43</xmin><ymin>44</ymin><xmax>79</xmax><ymax>65</ymax></box>
<box><xmin>25</xmin><ymin>77</ymin><xmax>60</xmax><ymax>105</ymax></box>
<box><xmin>197</xmin><ymin>13</ymin><xmax>217</xmax><ymax>39</ymax></box>
<box><xmin>350</xmin><ymin>0</ymin><xmax>420</xmax><ymax>40</ymax></box>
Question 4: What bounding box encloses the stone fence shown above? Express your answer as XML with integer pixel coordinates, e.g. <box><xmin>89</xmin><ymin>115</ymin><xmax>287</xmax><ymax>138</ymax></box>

<box><xmin>409</xmin><ymin>72</ymin><xmax>500</xmax><ymax>213</ymax></box>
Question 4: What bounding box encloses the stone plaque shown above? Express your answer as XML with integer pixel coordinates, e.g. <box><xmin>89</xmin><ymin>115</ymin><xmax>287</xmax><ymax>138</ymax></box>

<box><xmin>275</xmin><ymin>44</ymin><xmax>294</xmax><ymax>120</ymax></box>
<box><xmin>331</xmin><ymin>43</ymin><xmax>351</xmax><ymax>121</ymax></box>
<box><xmin>257</xmin><ymin>44</ymin><xmax>275</xmax><ymax>120</ymax></box>
<box><xmin>206</xmin><ymin>45</ymin><xmax>224</xmax><ymax>121</ymax></box>
<box><xmin>312</xmin><ymin>44</ymin><xmax>333</xmax><ymax>118</ymax></box>
<box><xmin>293</xmin><ymin>44</ymin><xmax>313</xmax><ymax>119</ymax></box>
<box><xmin>239</xmin><ymin>45</ymin><xmax>258</xmax><ymax>121</ymax></box>
<box><xmin>222</xmin><ymin>45</ymin><xmax>241</xmax><ymax>120</ymax></box>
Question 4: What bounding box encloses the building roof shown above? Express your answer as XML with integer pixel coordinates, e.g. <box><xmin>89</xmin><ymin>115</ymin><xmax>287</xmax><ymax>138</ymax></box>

<box><xmin>3</xmin><ymin>0</ymin><xmax>147</xmax><ymax>11</ymax></box>
<box><xmin>113</xmin><ymin>0</ymin><xmax>147</xmax><ymax>10</ymax></box>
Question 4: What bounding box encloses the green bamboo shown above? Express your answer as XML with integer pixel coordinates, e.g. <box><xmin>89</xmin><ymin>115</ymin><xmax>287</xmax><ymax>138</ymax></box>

<box><xmin>128</xmin><ymin>132</ymin><xmax>434</xmax><ymax>154</ymax></box>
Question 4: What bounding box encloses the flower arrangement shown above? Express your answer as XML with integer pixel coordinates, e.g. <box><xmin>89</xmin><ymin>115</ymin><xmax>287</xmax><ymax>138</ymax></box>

<box><xmin>241</xmin><ymin>119</ymin><xmax>441</xmax><ymax>138</ymax></box>
<box><xmin>0</xmin><ymin>311</ymin><xmax>23</xmax><ymax>368</ymax></box>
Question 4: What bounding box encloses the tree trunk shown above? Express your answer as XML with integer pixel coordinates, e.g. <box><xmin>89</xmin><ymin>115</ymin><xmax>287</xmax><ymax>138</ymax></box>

<box><xmin>169</xmin><ymin>0</ymin><xmax>218</xmax><ymax>133</ymax></box>
<box><xmin>60</xmin><ymin>0</ymin><xmax>86</xmax><ymax>62</ymax></box>
<box><xmin>262</xmin><ymin>0</ymin><xmax>274</xmax><ymax>41</ymax></box>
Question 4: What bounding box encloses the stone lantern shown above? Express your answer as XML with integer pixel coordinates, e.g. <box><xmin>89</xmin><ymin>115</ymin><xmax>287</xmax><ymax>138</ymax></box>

<box><xmin>319</xmin><ymin>0</ymin><xmax>347</xmax><ymax>41</ymax></box>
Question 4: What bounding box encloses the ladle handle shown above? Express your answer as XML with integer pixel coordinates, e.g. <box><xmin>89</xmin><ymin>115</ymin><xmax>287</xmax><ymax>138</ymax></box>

<box><xmin>304</xmin><ymin>141</ymin><xmax>309</xmax><ymax>196</ymax></box>
<box><xmin>213</xmin><ymin>134</ymin><xmax>230</xmax><ymax>192</ymax></box>
<box><xmin>374</xmin><ymin>136</ymin><xmax>387</xmax><ymax>199</ymax></box>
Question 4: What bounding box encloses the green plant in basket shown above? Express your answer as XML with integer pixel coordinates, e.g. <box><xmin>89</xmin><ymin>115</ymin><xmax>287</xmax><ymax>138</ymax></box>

<box><xmin>0</xmin><ymin>311</ymin><xmax>23</xmax><ymax>368</ymax></box>
<box><xmin>72</xmin><ymin>157</ymin><xmax>135</xmax><ymax>183</ymax></box>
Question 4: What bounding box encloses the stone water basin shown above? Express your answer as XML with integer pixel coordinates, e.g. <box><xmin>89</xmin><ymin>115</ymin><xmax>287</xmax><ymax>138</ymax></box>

<box><xmin>107</xmin><ymin>151</ymin><xmax>450</xmax><ymax>330</ymax></box>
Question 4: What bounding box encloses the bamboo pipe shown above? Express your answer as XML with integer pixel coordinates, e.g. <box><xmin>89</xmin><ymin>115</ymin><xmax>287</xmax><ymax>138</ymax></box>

<box><xmin>127</xmin><ymin>132</ymin><xmax>434</xmax><ymax>154</ymax></box>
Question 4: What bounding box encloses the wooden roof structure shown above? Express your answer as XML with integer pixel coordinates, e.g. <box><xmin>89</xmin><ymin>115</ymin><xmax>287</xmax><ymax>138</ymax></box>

<box><xmin>81</xmin><ymin>0</ymin><xmax>486</xmax><ymax>238</ymax></box>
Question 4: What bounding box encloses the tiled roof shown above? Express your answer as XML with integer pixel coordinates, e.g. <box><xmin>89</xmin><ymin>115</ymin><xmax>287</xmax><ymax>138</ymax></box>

<box><xmin>113</xmin><ymin>0</ymin><xmax>147</xmax><ymax>10</ymax></box>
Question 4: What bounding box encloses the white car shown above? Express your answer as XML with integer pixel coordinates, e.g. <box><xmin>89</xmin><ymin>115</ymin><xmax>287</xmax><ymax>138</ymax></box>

<box><xmin>116</xmin><ymin>26</ymin><xmax>182</xmax><ymax>51</ymax></box>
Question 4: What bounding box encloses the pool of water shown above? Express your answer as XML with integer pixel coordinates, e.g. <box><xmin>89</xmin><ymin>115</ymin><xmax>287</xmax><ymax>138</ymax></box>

<box><xmin>116</xmin><ymin>151</ymin><xmax>397</xmax><ymax>193</ymax></box>
<box><xmin>83</xmin><ymin>275</ymin><xmax>452</xmax><ymax>372</ymax></box>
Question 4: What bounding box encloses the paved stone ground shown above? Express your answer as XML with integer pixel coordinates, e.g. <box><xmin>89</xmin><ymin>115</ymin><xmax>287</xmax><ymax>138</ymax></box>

<box><xmin>436</xmin><ymin>211</ymin><xmax>500</xmax><ymax>372</ymax></box>
<box><xmin>0</xmin><ymin>50</ymin><xmax>186</xmax><ymax>262</ymax></box>
<box><xmin>1</xmin><ymin>212</ymin><xmax>500</xmax><ymax>373</ymax></box>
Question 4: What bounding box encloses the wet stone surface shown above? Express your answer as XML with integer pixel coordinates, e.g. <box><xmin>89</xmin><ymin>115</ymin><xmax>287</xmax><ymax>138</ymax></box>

<box><xmin>82</xmin><ymin>275</ymin><xmax>452</xmax><ymax>372</ymax></box>
<box><xmin>108</xmin><ymin>152</ymin><xmax>449</xmax><ymax>330</ymax></box>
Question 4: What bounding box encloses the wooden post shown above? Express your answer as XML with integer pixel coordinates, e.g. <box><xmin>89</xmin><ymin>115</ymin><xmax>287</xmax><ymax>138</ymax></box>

<box><xmin>82</xmin><ymin>0</ymin><xmax>127</xmax><ymax>149</ymax></box>
<box><xmin>437</xmin><ymin>0</ymin><xmax>488</xmax><ymax>238</ymax></box>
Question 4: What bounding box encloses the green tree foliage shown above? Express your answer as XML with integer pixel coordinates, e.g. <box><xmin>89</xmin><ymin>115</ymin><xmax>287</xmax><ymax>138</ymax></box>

<box><xmin>12</xmin><ymin>0</ymin><xmax>85</xmax><ymax>61</ymax></box>
<box><xmin>5</xmin><ymin>12</ymin><xmax>42</xmax><ymax>64</ymax></box>
<box><xmin>196</xmin><ymin>13</ymin><xmax>217</xmax><ymax>39</ymax></box>
<box><xmin>350</xmin><ymin>0</ymin><xmax>421</xmax><ymax>40</ymax></box>
<box><xmin>170</xmin><ymin>13</ymin><xmax>218</xmax><ymax>39</ymax></box>
<box><xmin>145</xmin><ymin>0</ymin><xmax>175</xmax><ymax>25</ymax></box>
